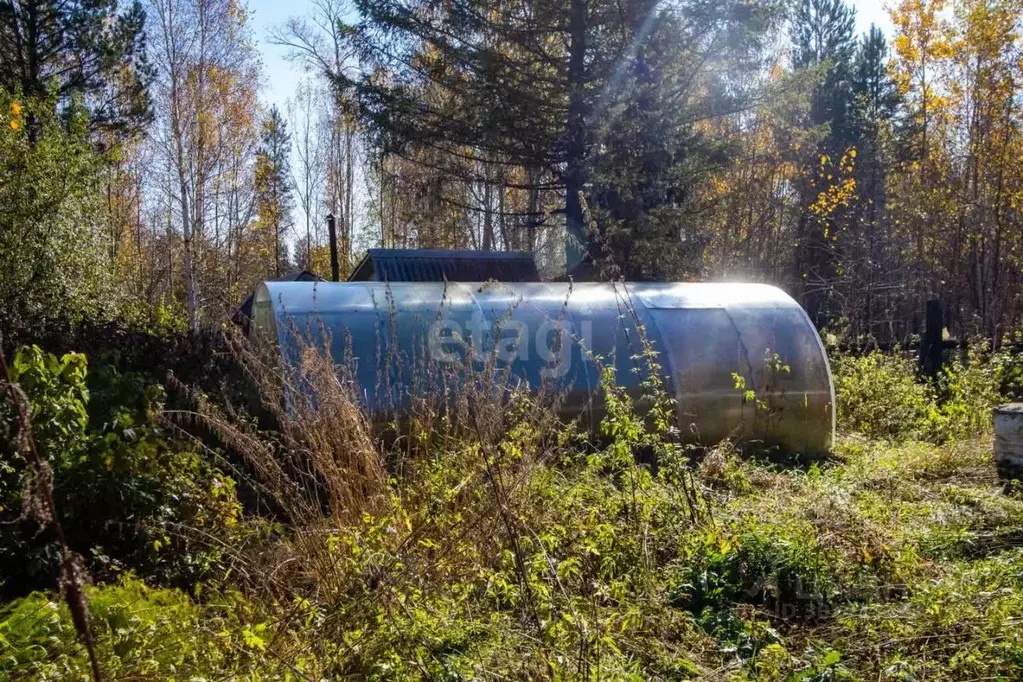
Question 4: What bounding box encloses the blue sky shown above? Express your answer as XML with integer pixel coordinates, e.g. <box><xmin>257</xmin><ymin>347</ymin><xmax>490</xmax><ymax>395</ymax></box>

<box><xmin>248</xmin><ymin>0</ymin><xmax>895</xmax><ymax>114</ymax></box>
<box><xmin>248</xmin><ymin>0</ymin><xmax>313</xmax><ymax>112</ymax></box>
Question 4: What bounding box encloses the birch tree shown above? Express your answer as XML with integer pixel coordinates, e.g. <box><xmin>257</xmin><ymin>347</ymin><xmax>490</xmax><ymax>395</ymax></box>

<box><xmin>147</xmin><ymin>0</ymin><xmax>259</xmax><ymax>328</ymax></box>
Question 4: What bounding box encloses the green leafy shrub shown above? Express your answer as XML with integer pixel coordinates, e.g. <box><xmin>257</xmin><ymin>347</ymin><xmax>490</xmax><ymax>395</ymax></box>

<box><xmin>993</xmin><ymin>344</ymin><xmax>1023</xmax><ymax>400</ymax></box>
<box><xmin>834</xmin><ymin>345</ymin><xmax>1011</xmax><ymax>443</ymax></box>
<box><xmin>833</xmin><ymin>350</ymin><xmax>933</xmax><ymax>441</ymax></box>
<box><xmin>0</xmin><ymin>346</ymin><xmax>240</xmax><ymax>596</ymax></box>
<box><xmin>0</xmin><ymin>577</ymin><xmax>277</xmax><ymax>680</ymax></box>
<box><xmin>922</xmin><ymin>348</ymin><xmax>1003</xmax><ymax>441</ymax></box>
<box><xmin>675</xmin><ymin>521</ymin><xmax>842</xmax><ymax>622</ymax></box>
<box><xmin>0</xmin><ymin>92</ymin><xmax>114</xmax><ymax>344</ymax></box>
<box><xmin>836</xmin><ymin>549</ymin><xmax>1023</xmax><ymax>680</ymax></box>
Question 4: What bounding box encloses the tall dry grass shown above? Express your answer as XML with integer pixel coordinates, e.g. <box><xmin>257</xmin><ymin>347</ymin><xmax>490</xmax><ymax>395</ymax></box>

<box><xmin>157</xmin><ymin>281</ymin><xmax>710</xmax><ymax>677</ymax></box>
<box><xmin>163</xmin><ymin>302</ymin><xmax>579</xmax><ymax>646</ymax></box>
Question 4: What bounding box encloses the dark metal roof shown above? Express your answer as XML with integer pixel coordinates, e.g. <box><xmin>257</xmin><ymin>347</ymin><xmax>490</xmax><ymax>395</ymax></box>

<box><xmin>348</xmin><ymin>248</ymin><xmax>540</xmax><ymax>283</ymax></box>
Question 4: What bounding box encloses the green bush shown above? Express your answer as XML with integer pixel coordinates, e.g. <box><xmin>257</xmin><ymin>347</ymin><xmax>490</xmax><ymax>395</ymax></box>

<box><xmin>0</xmin><ymin>577</ymin><xmax>272</xmax><ymax>680</ymax></box>
<box><xmin>0</xmin><ymin>92</ymin><xmax>114</xmax><ymax>343</ymax></box>
<box><xmin>675</xmin><ymin>521</ymin><xmax>842</xmax><ymax>622</ymax></box>
<box><xmin>833</xmin><ymin>350</ymin><xmax>933</xmax><ymax>441</ymax></box>
<box><xmin>993</xmin><ymin>345</ymin><xmax>1023</xmax><ymax>401</ymax></box>
<box><xmin>923</xmin><ymin>348</ymin><xmax>1003</xmax><ymax>442</ymax></box>
<box><xmin>834</xmin><ymin>345</ymin><xmax>1015</xmax><ymax>443</ymax></box>
<box><xmin>838</xmin><ymin>549</ymin><xmax>1023</xmax><ymax>680</ymax></box>
<box><xmin>0</xmin><ymin>346</ymin><xmax>240</xmax><ymax>596</ymax></box>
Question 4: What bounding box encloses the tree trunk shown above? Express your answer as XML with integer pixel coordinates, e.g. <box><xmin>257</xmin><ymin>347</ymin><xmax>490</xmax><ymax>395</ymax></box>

<box><xmin>527</xmin><ymin>167</ymin><xmax>539</xmax><ymax>252</ymax></box>
<box><xmin>564</xmin><ymin>0</ymin><xmax>587</xmax><ymax>275</ymax></box>
<box><xmin>171</xmin><ymin>86</ymin><xmax>197</xmax><ymax>330</ymax></box>
<box><xmin>345</xmin><ymin>125</ymin><xmax>354</xmax><ymax>267</ymax></box>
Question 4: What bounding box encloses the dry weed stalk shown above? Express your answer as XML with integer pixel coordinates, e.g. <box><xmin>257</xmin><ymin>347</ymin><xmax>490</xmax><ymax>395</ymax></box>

<box><xmin>0</xmin><ymin>341</ymin><xmax>104</xmax><ymax>682</ymax></box>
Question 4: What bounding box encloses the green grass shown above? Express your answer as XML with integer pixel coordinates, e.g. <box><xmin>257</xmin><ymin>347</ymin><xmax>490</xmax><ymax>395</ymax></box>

<box><xmin>3</xmin><ymin>342</ymin><xmax>1023</xmax><ymax>680</ymax></box>
<box><xmin>3</xmin><ymin>434</ymin><xmax>1021</xmax><ymax>681</ymax></box>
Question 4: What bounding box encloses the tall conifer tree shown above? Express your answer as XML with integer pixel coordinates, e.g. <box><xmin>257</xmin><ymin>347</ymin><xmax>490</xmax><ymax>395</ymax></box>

<box><xmin>255</xmin><ymin>106</ymin><xmax>294</xmax><ymax>277</ymax></box>
<box><xmin>790</xmin><ymin>0</ymin><xmax>856</xmax><ymax>322</ymax></box>
<box><xmin>346</xmin><ymin>0</ymin><xmax>780</xmax><ymax>275</ymax></box>
<box><xmin>0</xmin><ymin>0</ymin><xmax>153</xmax><ymax>138</ymax></box>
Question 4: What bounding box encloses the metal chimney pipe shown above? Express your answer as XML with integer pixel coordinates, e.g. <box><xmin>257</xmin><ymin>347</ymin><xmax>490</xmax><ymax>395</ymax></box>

<box><xmin>327</xmin><ymin>213</ymin><xmax>340</xmax><ymax>282</ymax></box>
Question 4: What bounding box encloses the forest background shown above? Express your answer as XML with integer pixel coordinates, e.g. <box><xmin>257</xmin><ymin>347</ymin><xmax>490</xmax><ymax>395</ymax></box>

<box><xmin>4</xmin><ymin>0</ymin><xmax>1021</xmax><ymax>344</ymax></box>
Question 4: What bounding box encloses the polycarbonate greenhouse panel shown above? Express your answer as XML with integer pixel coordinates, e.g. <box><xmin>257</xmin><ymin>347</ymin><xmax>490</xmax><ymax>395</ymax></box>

<box><xmin>250</xmin><ymin>281</ymin><xmax>835</xmax><ymax>454</ymax></box>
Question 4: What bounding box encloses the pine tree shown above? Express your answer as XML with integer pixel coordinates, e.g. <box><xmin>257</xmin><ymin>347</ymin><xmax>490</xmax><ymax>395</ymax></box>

<box><xmin>347</xmin><ymin>0</ymin><xmax>781</xmax><ymax>275</ymax></box>
<box><xmin>852</xmin><ymin>26</ymin><xmax>900</xmax><ymax>129</ymax></box>
<box><xmin>845</xmin><ymin>25</ymin><xmax>900</xmax><ymax>334</ymax></box>
<box><xmin>789</xmin><ymin>0</ymin><xmax>857</xmax><ymax>323</ymax></box>
<box><xmin>792</xmin><ymin>0</ymin><xmax>857</xmax><ymax>144</ymax></box>
<box><xmin>254</xmin><ymin>106</ymin><xmax>294</xmax><ymax>278</ymax></box>
<box><xmin>586</xmin><ymin>0</ymin><xmax>771</xmax><ymax>279</ymax></box>
<box><xmin>0</xmin><ymin>0</ymin><xmax>153</xmax><ymax>138</ymax></box>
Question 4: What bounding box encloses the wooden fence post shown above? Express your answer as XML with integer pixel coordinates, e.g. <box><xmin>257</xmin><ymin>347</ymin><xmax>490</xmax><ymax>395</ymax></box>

<box><xmin>920</xmin><ymin>299</ymin><xmax>944</xmax><ymax>380</ymax></box>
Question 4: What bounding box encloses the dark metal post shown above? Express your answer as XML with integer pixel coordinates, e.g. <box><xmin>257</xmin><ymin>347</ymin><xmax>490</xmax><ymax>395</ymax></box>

<box><xmin>327</xmin><ymin>214</ymin><xmax>340</xmax><ymax>282</ymax></box>
<box><xmin>920</xmin><ymin>299</ymin><xmax>944</xmax><ymax>380</ymax></box>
